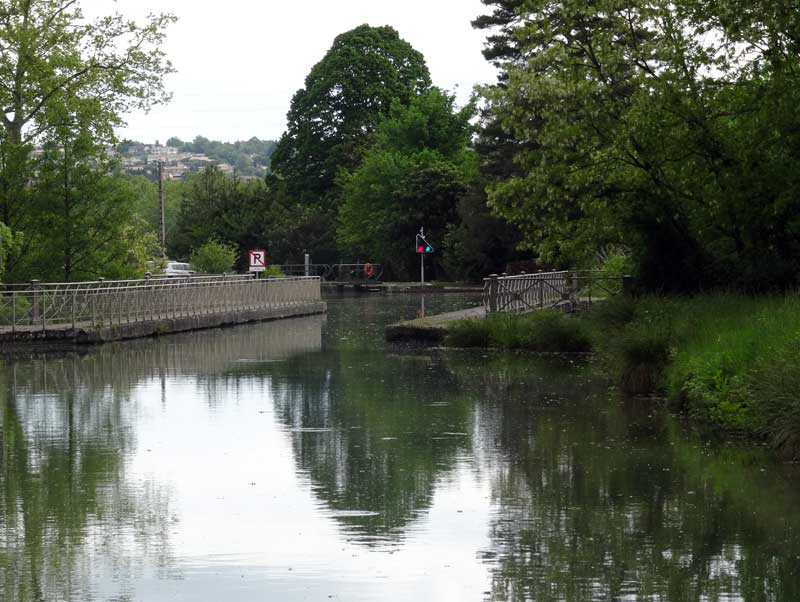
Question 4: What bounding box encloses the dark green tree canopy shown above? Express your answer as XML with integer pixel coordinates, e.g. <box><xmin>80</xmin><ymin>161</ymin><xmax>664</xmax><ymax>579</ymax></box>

<box><xmin>480</xmin><ymin>0</ymin><xmax>800</xmax><ymax>291</ymax></box>
<box><xmin>472</xmin><ymin>0</ymin><xmax>526</xmax><ymax>70</ymax></box>
<box><xmin>0</xmin><ymin>0</ymin><xmax>175</xmax><ymax>280</ymax></box>
<box><xmin>271</xmin><ymin>24</ymin><xmax>432</xmax><ymax>206</ymax></box>
<box><xmin>337</xmin><ymin>89</ymin><xmax>475</xmax><ymax>279</ymax></box>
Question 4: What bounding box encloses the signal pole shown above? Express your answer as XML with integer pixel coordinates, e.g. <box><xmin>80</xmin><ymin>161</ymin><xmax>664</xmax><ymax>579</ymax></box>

<box><xmin>420</xmin><ymin>227</ymin><xmax>425</xmax><ymax>285</ymax></box>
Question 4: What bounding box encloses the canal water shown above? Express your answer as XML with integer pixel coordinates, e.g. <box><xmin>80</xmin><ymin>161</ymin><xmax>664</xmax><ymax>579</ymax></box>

<box><xmin>2</xmin><ymin>293</ymin><xmax>800</xmax><ymax>601</ymax></box>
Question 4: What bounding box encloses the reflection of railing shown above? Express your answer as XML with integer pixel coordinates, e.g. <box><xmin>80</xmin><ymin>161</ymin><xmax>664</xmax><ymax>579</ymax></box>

<box><xmin>483</xmin><ymin>271</ymin><xmax>628</xmax><ymax>314</ymax></box>
<box><xmin>0</xmin><ymin>275</ymin><xmax>322</xmax><ymax>332</ymax></box>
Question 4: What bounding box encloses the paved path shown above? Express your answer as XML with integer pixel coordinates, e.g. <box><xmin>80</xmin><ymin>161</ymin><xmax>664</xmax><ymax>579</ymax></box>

<box><xmin>385</xmin><ymin>306</ymin><xmax>485</xmax><ymax>343</ymax></box>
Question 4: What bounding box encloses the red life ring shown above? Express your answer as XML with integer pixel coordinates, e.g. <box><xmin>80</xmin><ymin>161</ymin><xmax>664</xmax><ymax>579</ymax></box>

<box><xmin>363</xmin><ymin>263</ymin><xmax>375</xmax><ymax>278</ymax></box>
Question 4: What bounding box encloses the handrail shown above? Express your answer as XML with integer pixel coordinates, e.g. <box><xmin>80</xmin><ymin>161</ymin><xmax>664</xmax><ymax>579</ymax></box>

<box><xmin>275</xmin><ymin>263</ymin><xmax>384</xmax><ymax>282</ymax></box>
<box><xmin>483</xmin><ymin>271</ymin><xmax>624</xmax><ymax>314</ymax></box>
<box><xmin>0</xmin><ymin>275</ymin><xmax>322</xmax><ymax>332</ymax></box>
<box><xmin>1</xmin><ymin>273</ymin><xmax>255</xmax><ymax>292</ymax></box>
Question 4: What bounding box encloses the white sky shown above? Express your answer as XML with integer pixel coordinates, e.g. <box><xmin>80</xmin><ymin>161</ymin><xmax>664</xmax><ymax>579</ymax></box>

<box><xmin>81</xmin><ymin>0</ymin><xmax>499</xmax><ymax>144</ymax></box>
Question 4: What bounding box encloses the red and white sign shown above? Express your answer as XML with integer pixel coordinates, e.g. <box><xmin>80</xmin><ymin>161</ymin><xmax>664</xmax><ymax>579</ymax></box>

<box><xmin>248</xmin><ymin>249</ymin><xmax>267</xmax><ymax>272</ymax></box>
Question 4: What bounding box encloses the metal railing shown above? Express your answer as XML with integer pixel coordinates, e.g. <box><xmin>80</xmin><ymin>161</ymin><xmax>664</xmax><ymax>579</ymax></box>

<box><xmin>276</xmin><ymin>263</ymin><xmax>384</xmax><ymax>282</ymax></box>
<box><xmin>277</xmin><ymin>264</ymin><xmax>334</xmax><ymax>279</ymax></box>
<box><xmin>0</xmin><ymin>275</ymin><xmax>322</xmax><ymax>332</ymax></box>
<box><xmin>483</xmin><ymin>271</ymin><xmax>628</xmax><ymax>314</ymax></box>
<box><xmin>330</xmin><ymin>263</ymin><xmax>384</xmax><ymax>282</ymax></box>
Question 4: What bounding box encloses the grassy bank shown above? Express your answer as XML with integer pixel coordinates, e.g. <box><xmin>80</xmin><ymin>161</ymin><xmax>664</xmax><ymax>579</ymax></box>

<box><xmin>446</xmin><ymin>294</ymin><xmax>800</xmax><ymax>458</ymax></box>
<box><xmin>447</xmin><ymin>311</ymin><xmax>592</xmax><ymax>352</ymax></box>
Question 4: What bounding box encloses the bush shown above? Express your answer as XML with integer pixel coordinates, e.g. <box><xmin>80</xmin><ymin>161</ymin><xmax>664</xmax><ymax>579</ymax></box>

<box><xmin>515</xmin><ymin>311</ymin><xmax>592</xmax><ymax>352</ymax></box>
<box><xmin>445</xmin><ymin>311</ymin><xmax>592</xmax><ymax>353</ymax></box>
<box><xmin>613</xmin><ymin>326</ymin><xmax>672</xmax><ymax>395</ymax></box>
<box><xmin>584</xmin><ymin>294</ymin><xmax>636</xmax><ymax>330</ymax></box>
<box><xmin>189</xmin><ymin>239</ymin><xmax>237</xmax><ymax>274</ymax></box>
<box><xmin>445</xmin><ymin>318</ymin><xmax>491</xmax><ymax>348</ymax></box>
<box><xmin>753</xmin><ymin>342</ymin><xmax>800</xmax><ymax>458</ymax></box>
<box><xmin>264</xmin><ymin>265</ymin><xmax>285</xmax><ymax>278</ymax></box>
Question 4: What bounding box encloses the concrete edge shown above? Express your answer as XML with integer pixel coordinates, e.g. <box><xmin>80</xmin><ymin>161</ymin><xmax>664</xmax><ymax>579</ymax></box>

<box><xmin>0</xmin><ymin>302</ymin><xmax>327</xmax><ymax>352</ymax></box>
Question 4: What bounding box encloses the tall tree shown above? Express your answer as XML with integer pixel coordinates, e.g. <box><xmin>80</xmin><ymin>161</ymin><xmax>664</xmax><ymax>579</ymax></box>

<box><xmin>472</xmin><ymin>0</ymin><xmax>526</xmax><ymax>70</ymax></box>
<box><xmin>481</xmin><ymin>0</ymin><xmax>800</xmax><ymax>291</ymax></box>
<box><xmin>171</xmin><ymin>167</ymin><xmax>272</xmax><ymax>270</ymax></box>
<box><xmin>337</xmin><ymin>89</ymin><xmax>475</xmax><ymax>279</ymax></box>
<box><xmin>271</xmin><ymin>24</ymin><xmax>431</xmax><ymax>212</ymax></box>
<box><xmin>472</xmin><ymin>1</ymin><xmax>534</xmax><ymax>184</ymax></box>
<box><xmin>0</xmin><ymin>0</ymin><xmax>175</xmax><ymax>278</ymax></box>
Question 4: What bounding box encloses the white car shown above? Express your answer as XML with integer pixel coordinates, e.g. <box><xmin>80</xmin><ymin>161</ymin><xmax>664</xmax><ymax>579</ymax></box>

<box><xmin>165</xmin><ymin>261</ymin><xmax>195</xmax><ymax>277</ymax></box>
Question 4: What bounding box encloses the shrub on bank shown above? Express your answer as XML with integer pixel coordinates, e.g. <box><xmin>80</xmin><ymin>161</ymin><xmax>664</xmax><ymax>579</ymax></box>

<box><xmin>446</xmin><ymin>318</ymin><xmax>491</xmax><ymax>348</ymax></box>
<box><xmin>663</xmin><ymin>295</ymin><xmax>800</xmax><ymax>449</ymax></box>
<box><xmin>452</xmin><ymin>294</ymin><xmax>800</xmax><ymax>458</ymax></box>
<box><xmin>593</xmin><ymin>293</ymin><xmax>800</xmax><ymax>456</ymax></box>
<box><xmin>446</xmin><ymin>311</ymin><xmax>592</xmax><ymax>352</ymax></box>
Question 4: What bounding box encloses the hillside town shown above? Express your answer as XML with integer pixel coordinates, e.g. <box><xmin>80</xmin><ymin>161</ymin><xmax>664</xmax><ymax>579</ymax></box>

<box><xmin>114</xmin><ymin>142</ymin><xmax>241</xmax><ymax>180</ymax></box>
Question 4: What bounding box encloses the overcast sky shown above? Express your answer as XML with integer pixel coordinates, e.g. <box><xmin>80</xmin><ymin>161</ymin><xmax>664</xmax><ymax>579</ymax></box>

<box><xmin>81</xmin><ymin>0</ymin><xmax>499</xmax><ymax>144</ymax></box>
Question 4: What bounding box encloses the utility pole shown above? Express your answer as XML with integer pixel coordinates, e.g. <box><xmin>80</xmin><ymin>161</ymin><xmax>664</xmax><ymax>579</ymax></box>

<box><xmin>158</xmin><ymin>160</ymin><xmax>166</xmax><ymax>256</ymax></box>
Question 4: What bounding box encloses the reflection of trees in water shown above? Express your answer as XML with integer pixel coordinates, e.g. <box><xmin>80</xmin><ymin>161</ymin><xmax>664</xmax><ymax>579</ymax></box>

<box><xmin>0</xmin><ymin>370</ymin><xmax>175</xmax><ymax>602</ymax></box>
<box><xmin>454</xmin><ymin>354</ymin><xmax>800</xmax><ymax>602</ymax></box>
<box><xmin>268</xmin><ymin>349</ymin><xmax>474</xmax><ymax>543</ymax></box>
<box><xmin>0</xmin><ymin>317</ymin><xmax>324</xmax><ymax>600</ymax></box>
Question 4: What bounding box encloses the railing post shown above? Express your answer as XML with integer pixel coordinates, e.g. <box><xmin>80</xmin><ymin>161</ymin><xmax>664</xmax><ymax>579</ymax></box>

<box><xmin>72</xmin><ymin>291</ymin><xmax>76</xmax><ymax>330</ymax></box>
<box><xmin>488</xmin><ymin>274</ymin><xmax>499</xmax><ymax>314</ymax></box>
<box><xmin>538</xmin><ymin>276</ymin><xmax>544</xmax><ymax>308</ymax></box>
<box><xmin>572</xmin><ymin>270</ymin><xmax>579</xmax><ymax>304</ymax></box>
<box><xmin>12</xmin><ymin>292</ymin><xmax>16</xmax><ymax>333</ymax></box>
<box><xmin>30</xmin><ymin>280</ymin><xmax>40</xmax><ymax>326</ymax></box>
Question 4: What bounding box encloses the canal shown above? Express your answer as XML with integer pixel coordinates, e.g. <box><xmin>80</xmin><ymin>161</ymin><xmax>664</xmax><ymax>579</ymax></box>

<box><xmin>2</xmin><ymin>293</ymin><xmax>800</xmax><ymax>601</ymax></box>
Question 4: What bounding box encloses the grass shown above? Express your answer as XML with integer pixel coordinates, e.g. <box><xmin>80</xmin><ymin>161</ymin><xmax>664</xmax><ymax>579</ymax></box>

<box><xmin>589</xmin><ymin>294</ymin><xmax>800</xmax><ymax>457</ymax></box>
<box><xmin>447</xmin><ymin>293</ymin><xmax>800</xmax><ymax>458</ymax></box>
<box><xmin>446</xmin><ymin>310</ymin><xmax>592</xmax><ymax>353</ymax></box>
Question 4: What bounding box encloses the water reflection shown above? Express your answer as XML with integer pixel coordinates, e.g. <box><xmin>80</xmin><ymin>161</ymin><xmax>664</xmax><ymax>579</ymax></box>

<box><xmin>0</xmin><ymin>367</ymin><xmax>175</xmax><ymax>602</ymax></box>
<box><xmin>2</xmin><ymin>296</ymin><xmax>800</xmax><ymax>601</ymax></box>
<box><xmin>448</xmin><ymin>353</ymin><xmax>800</xmax><ymax>602</ymax></box>
<box><xmin>0</xmin><ymin>315</ymin><xmax>324</xmax><ymax>601</ymax></box>
<box><xmin>266</xmin><ymin>349</ymin><xmax>472</xmax><ymax>542</ymax></box>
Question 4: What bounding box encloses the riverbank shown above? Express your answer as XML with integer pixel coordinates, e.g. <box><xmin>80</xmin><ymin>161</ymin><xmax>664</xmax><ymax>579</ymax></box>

<box><xmin>384</xmin><ymin>306</ymin><xmax>485</xmax><ymax>343</ymax></box>
<box><xmin>445</xmin><ymin>294</ymin><xmax>800</xmax><ymax>459</ymax></box>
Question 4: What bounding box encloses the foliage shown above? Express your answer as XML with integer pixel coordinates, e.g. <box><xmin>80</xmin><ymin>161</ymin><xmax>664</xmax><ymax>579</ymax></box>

<box><xmin>170</xmin><ymin>168</ymin><xmax>330</xmax><ymax>270</ymax></box>
<box><xmin>171</xmin><ymin>167</ymin><xmax>271</xmax><ymax>270</ymax></box>
<box><xmin>189</xmin><ymin>239</ymin><xmax>238</xmax><ymax>274</ymax></box>
<box><xmin>445</xmin><ymin>318</ymin><xmax>492</xmax><ymax>348</ymax></box>
<box><xmin>178</xmin><ymin>136</ymin><xmax>277</xmax><ymax>176</ymax></box>
<box><xmin>585</xmin><ymin>293</ymin><xmax>800</xmax><ymax>457</ymax></box>
<box><xmin>446</xmin><ymin>311</ymin><xmax>592</xmax><ymax>353</ymax></box>
<box><xmin>478</xmin><ymin>0</ymin><xmax>800</xmax><ymax>292</ymax></box>
<box><xmin>751</xmin><ymin>341</ymin><xmax>800</xmax><ymax>459</ymax></box>
<box><xmin>0</xmin><ymin>221</ymin><xmax>23</xmax><ymax>283</ymax></box>
<box><xmin>127</xmin><ymin>174</ymin><xmax>185</xmax><ymax>243</ymax></box>
<box><xmin>271</xmin><ymin>24</ymin><xmax>431</xmax><ymax>211</ymax></box>
<box><xmin>337</xmin><ymin>89</ymin><xmax>475</xmax><ymax>280</ymax></box>
<box><xmin>441</xmin><ymin>190</ymin><xmax>525</xmax><ymax>281</ymax></box>
<box><xmin>472</xmin><ymin>1</ymin><xmax>531</xmax><ymax>184</ymax></box>
<box><xmin>264</xmin><ymin>265</ymin><xmax>285</xmax><ymax>278</ymax></box>
<box><xmin>0</xmin><ymin>0</ymin><xmax>174</xmax><ymax>281</ymax></box>
<box><xmin>17</xmin><ymin>164</ymin><xmax>159</xmax><ymax>281</ymax></box>
<box><xmin>472</xmin><ymin>0</ymin><xmax>526</xmax><ymax>69</ymax></box>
